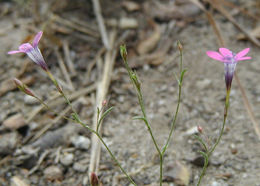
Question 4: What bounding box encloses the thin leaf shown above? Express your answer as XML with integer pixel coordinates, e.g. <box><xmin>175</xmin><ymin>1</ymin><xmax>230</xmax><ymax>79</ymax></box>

<box><xmin>173</xmin><ymin>71</ymin><xmax>180</xmax><ymax>85</ymax></box>
<box><xmin>71</xmin><ymin>113</ymin><xmax>81</xmax><ymax>122</ymax></box>
<box><xmin>194</xmin><ymin>135</ymin><xmax>208</xmax><ymax>151</ymax></box>
<box><xmin>180</xmin><ymin>69</ymin><xmax>187</xmax><ymax>84</ymax></box>
<box><xmin>132</xmin><ymin>116</ymin><xmax>147</xmax><ymax>123</ymax></box>
<box><xmin>98</xmin><ymin>107</ymin><xmax>114</xmax><ymax>124</ymax></box>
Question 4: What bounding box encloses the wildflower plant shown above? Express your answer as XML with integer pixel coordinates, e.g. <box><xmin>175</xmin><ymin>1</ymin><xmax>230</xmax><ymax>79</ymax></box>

<box><xmin>120</xmin><ymin>42</ymin><xmax>186</xmax><ymax>186</ymax></box>
<box><xmin>9</xmin><ymin>30</ymin><xmax>252</xmax><ymax>185</ymax></box>
<box><xmin>9</xmin><ymin>31</ymin><xmax>135</xmax><ymax>185</ymax></box>
<box><xmin>195</xmin><ymin>48</ymin><xmax>251</xmax><ymax>185</ymax></box>
<box><xmin>9</xmin><ymin>30</ymin><xmax>187</xmax><ymax>185</ymax></box>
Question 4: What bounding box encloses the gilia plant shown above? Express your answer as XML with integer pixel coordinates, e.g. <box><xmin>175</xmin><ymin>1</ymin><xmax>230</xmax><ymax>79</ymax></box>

<box><xmin>195</xmin><ymin>48</ymin><xmax>251</xmax><ymax>185</ymax></box>
<box><xmin>120</xmin><ymin>43</ymin><xmax>186</xmax><ymax>186</ymax></box>
<box><xmin>8</xmin><ymin>31</ymin><xmax>186</xmax><ymax>186</ymax></box>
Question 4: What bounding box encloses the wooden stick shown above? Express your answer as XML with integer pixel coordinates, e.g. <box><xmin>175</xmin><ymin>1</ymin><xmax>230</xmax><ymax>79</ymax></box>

<box><xmin>55</xmin><ymin>48</ymin><xmax>75</xmax><ymax>90</ymax></box>
<box><xmin>63</xmin><ymin>40</ymin><xmax>77</xmax><ymax>77</ymax></box>
<box><xmin>29</xmin><ymin>104</ymin><xmax>72</xmax><ymax>143</ymax></box>
<box><xmin>52</xmin><ymin>14</ymin><xmax>99</xmax><ymax>38</ymax></box>
<box><xmin>91</xmin><ymin>0</ymin><xmax>110</xmax><ymax>49</ymax></box>
<box><xmin>26</xmin><ymin>84</ymin><xmax>96</xmax><ymax>123</ymax></box>
<box><xmin>89</xmin><ymin>30</ymin><xmax>117</xmax><ymax>175</ymax></box>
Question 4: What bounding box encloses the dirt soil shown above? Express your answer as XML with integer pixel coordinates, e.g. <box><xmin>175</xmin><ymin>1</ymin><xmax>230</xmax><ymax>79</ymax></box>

<box><xmin>0</xmin><ymin>0</ymin><xmax>260</xmax><ymax>186</ymax></box>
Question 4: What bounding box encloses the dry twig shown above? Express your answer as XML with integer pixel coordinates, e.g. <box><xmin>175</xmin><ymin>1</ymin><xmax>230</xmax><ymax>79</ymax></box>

<box><xmin>55</xmin><ymin>48</ymin><xmax>74</xmax><ymax>90</ymax></box>
<box><xmin>63</xmin><ymin>40</ymin><xmax>77</xmax><ymax>77</ymax></box>
<box><xmin>89</xmin><ymin>31</ymin><xmax>117</xmax><ymax>175</ymax></box>
<box><xmin>91</xmin><ymin>0</ymin><xmax>110</xmax><ymax>49</ymax></box>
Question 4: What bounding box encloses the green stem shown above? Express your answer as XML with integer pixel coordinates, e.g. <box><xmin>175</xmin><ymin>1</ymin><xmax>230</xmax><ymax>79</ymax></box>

<box><xmin>77</xmin><ymin>121</ymin><xmax>136</xmax><ymax>185</ymax></box>
<box><xmin>95</xmin><ymin>133</ymin><xmax>137</xmax><ymax>186</ymax></box>
<box><xmin>196</xmin><ymin>155</ymin><xmax>209</xmax><ymax>186</ymax></box>
<box><xmin>159</xmin><ymin>154</ymin><xmax>163</xmax><ymax>186</ymax></box>
<box><xmin>35</xmin><ymin>97</ymin><xmax>75</xmax><ymax>123</ymax></box>
<box><xmin>35</xmin><ymin>91</ymin><xmax>136</xmax><ymax>185</ymax></box>
<box><xmin>197</xmin><ymin>90</ymin><xmax>230</xmax><ymax>185</ymax></box>
<box><xmin>160</xmin><ymin>47</ymin><xmax>184</xmax><ymax>185</ymax></box>
<box><xmin>208</xmin><ymin>90</ymin><xmax>229</xmax><ymax>156</ymax></box>
<box><xmin>162</xmin><ymin>84</ymin><xmax>182</xmax><ymax>155</ymax></box>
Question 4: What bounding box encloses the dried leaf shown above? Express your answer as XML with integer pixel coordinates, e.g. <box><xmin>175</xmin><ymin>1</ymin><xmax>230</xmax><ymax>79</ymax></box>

<box><xmin>3</xmin><ymin>113</ymin><xmax>26</xmax><ymax>130</ymax></box>
<box><xmin>137</xmin><ymin>23</ymin><xmax>161</xmax><ymax>55</ymax></box>
<box><xmin>122</xmin><ymin>1</ymin><xmax>140</xmax><ymax>12</ymax></box>
<box><xmin>0</xmin><ymin>76</ymin><xmax>35</xmax><ymax>97</ymax></box>
<box><xmin>237</xmin><ymin>26</ymin><xmax>260</xmax><ymax>40</ymax></box>
<box><xmin>206</xmin><ymin>0</ymin><xmax>260</xmax><ymax>47</ymax></box>
<box><xmin>164</xmin><ymin>161</ymin><xmax>190</xmax><ymax>186</ymax></box>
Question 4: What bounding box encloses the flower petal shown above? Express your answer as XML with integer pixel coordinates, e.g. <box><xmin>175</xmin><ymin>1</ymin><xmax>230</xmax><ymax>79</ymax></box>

<box><xmin>19</xmin><ymin>43</ymin><xmax>33</xmax><ymax>53</ymax></box>
<box><xmin>32</xmin><ymin>31</ymin><xmax>43</xmax><ymax>48</ymax></box>
<box><xmin>8</xmin><ymin>50</ymin><xmax>23</xmax><ymax>54</ymax></box>
<box><xmin>219</xmin><ymin>48</ymin><xmax>233</xmax><ymax>57</ymax></box>
<box><xmin>235</xmin><ymin>48</ymin><xmax>250</xmax><ymax>60</ymax></box>
<box><xmin>236</xmin><ymin>56</ymin><xmax>251</xmax><ymax>61</ymax></box>
<box><xmin>206</xmin><ymin>51</ymin><xmax>224</xmax><ymax>62</ymax></box>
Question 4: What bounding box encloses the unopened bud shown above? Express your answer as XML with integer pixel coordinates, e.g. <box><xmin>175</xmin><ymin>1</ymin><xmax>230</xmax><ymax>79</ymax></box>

<box><xmin>90</xmin><ymin>172</ymin><xmax>99</xmax><ymax>186</ymax></box>
<box><xmin>13</xmin><ymin>78</ymin><xmax>35</xmax><ymax>97</ymax></box>
<box><xmin>102</xmin><ymin>100</ymin><xmax>107</xmax><ymax>107</ymax></box>
<box><xmin>177</xmin><ymin>41</ymin><xmax>183</xmax><ymax>52</ymax></box>
<box><xmin>120</xmin><ymin>45</ymin><xmax>127</xmax><ymax>61</ymax></box>
<box><xmin>197</xmin><ymin>125</ymin><xmax>203</xmax><ymax>134</ymax></box>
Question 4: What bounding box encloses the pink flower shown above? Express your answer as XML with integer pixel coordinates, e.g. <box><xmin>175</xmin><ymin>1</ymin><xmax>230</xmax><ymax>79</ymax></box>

<box><xmin>8</xmin><ymin>31</ymin><xmax>48</xmax><ymax>71</ymax></box>
<box><xmin>206</xmin><ymin>48</ymin><xmax>251</xmax><ymax>90</ymax></box>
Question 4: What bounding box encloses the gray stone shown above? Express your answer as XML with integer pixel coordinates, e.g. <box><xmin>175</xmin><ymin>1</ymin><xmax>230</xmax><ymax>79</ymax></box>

<box><xmin>71</xmin><ymin>135</ymin><xmax>90</xmax><ymax>150</ymax></box>
<box><xmin>60</xmin><ymin>153</ymin><xmax>74</xmax><ymax>166</ymax></box>
<box><xmin>73</xmin><ymin>162</ymin><xmax>87</xmax><ymax>172</ymax></box>
<box><xmin>44</xmin><ymin>166</ymin><xmax>63</xmax><ymax>181</ymax></box>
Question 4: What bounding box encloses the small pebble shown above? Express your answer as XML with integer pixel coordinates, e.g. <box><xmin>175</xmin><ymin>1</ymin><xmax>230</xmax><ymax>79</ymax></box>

<box><xmin>122</xmin><ymin>1</ymin><xmax>140</xmax><ymax>12</ymax></box>
<box><xmin>10</xmin><ymin>176</ymin><xmax>29</xmax><ymax>186</ymax></box>
<box><xmin>71</xmin><ymin>135</ymin><xmax>90</xmax><ymax>150</ymax></box>
<box><xmin>24</xmin><ymin>95</ymin><xmax>38</xmax><ymax>105</ymax></box>
<box><xmin>184</xmin><ymin>126</ymin><xmax>199</xmax><ymax>136</ymax></box>
<box><xmin>196</xmin><ymin>79</ymin><xmax>211</xmax><ymax>89</ymax></box>
<box><xmin>211</xmin><ymin>181</ymin><xmax>228</xmax><ymax>186</ymax></box>
<box><xmin>44</xmin><ymin>166</ymin><xmax>63</xmax><ymax>181</ymax></box>
<box><xmin>73</xmin><ymin>162</ymin><xmax>87</xmax><ymax>172</ymax></box>
<box><xmin>3</xmin><ymin>113</ymin><xmax>26</xmax><ymax>130</ymax></box>
<box><xmin>60</xmin><ymin>153</ymin><xmax>74</xmax><ymax>166</ymax></box>
<box><xmin>0</xmin><ymin>132</ymin><xmax>18</xmax><ymax>155</ymax></box>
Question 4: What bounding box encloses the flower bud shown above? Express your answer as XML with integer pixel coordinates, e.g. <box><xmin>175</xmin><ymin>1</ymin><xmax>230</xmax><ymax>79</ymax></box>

<box><xmin>13</xmin><ymin>78</ymin><xmax>35</xmax><ymax>97</ymax></box>
<box><xmin>197</xmin><ymin>125</ymin><xmax>203</xmax><ymax>134</ymax></box>
<box><xmin>90</xmin><ymin>172</ymin><xmax>99</xmax><ymax>186</ymax></box>
<box><xmin>102</xmin><ymin>100</ymin><xmax>107</xmax><ymax>107</ymax></box>
<box><xmin>177</xmin><ymin>41</ymin><xmax>183</xmax><ymax>52</ymax></box>
<box><xmin>120</xmin><ymin>45</ymin><xmax>127</xmax><ymax>61</ymax></box>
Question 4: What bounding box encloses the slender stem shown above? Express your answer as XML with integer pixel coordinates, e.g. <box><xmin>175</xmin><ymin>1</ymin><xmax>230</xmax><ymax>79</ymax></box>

<box><xmin>162</xmin><ymin>84</ymin><xmax>182</xmax><ymax>155</ymax></box>
<box><xmin>67</xmin><ymin>119</ymin><xmax>137</xmax><ymax>185</ymax></box>
<box><xmin>35</xmin><ymin>96</ymin><xmax>75</xmax><ymax>123</ymax></box>
<box><xmin>197</xmin><ymin>90</ymin><xmax>230</xmax><ymax>185</ymax></box>
<box><xmin>160</xmin><ymin>47</ymin><xmax>184</xmax><ymax>185</ymax></box>
<box><xmin>196</xmin><ymin>155</ymin><xmax>208</xmax><ymax>186</ymax></box>
<box><xmin>95</xmin><ymin>132</ymin><xmax>137</xmax><ymax>186</ymax></box>
<box><xmin>35</xmin><ymin>90</ymin><xmax>136</xmax><ymax>185</ymax></box>
<box><xmin>139</xmin><ymin>100</ymin><xmax>161</xmax><ymax>154</ymax></box>
<box><xmin>208</xmin><ymin>91</ymin><xmax>229</xmax><ymax>156</ymax></box>
<box><xmin>159</xmin><ymin>154</ymin><xmax>163</xmax><ymax>186</ymax></box>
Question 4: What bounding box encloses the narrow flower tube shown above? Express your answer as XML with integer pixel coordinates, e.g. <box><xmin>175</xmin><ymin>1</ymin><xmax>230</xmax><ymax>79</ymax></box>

<box><xmin>8</xmin><ymin>31</ymin><xmax>48</xmax><ymax>71</ymax></box>
<box><xmin>206</xmin><ymin>48</ymin><xmax>251</xmax><ymax>91</ymax></box>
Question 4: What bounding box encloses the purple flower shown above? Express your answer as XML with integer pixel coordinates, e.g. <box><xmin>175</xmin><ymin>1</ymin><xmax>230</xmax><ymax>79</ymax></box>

<box><xmin>206</xmin><ymin>48</ymin><xmax>251</xmax><ymax>90</ymax></box>
<box><xmin>8</xmin><ymin>31</ymin><xmax>48</xmax><ymax>71</ymax></box>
